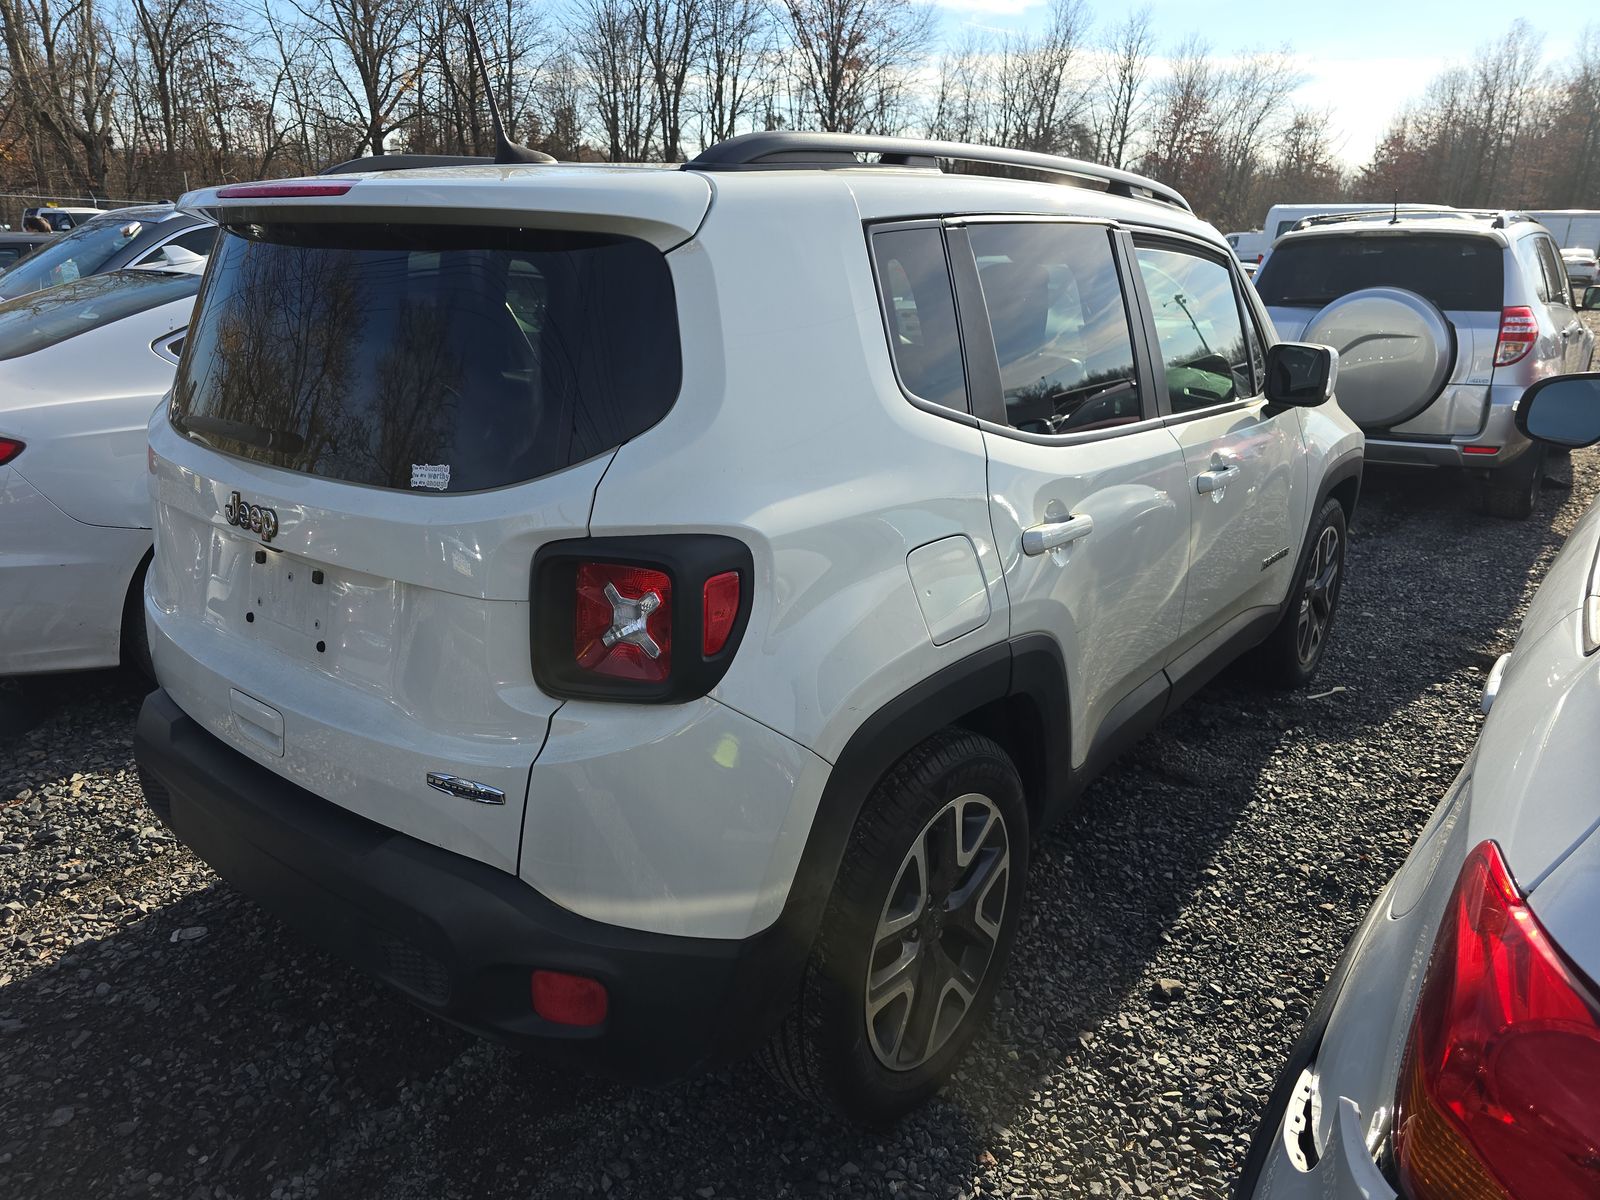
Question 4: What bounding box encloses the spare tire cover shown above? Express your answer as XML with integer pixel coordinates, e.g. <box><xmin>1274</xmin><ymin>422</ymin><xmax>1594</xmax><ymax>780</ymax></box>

<box><xmin>1301</xmin><ymin>287</ymin><xmax>1455</xmax><ymax>430</ymax></box>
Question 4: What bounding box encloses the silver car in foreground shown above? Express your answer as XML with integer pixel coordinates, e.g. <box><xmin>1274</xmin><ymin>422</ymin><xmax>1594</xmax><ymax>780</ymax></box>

<box><xmin>1239</xmin><ymin>372</ymin><xmax>1600</xmax><ymax>1200</ymax></box>
<box><xmin>1256</xmin><ymin>210</ymin><xmax>1594</xmax><ymax>519</ymax></box>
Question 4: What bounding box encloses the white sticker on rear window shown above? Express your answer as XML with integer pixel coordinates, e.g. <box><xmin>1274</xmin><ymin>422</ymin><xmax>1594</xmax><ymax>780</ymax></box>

<box><xmin>410</xmin><ymin>464</ymin><xmax>450</xmax><ymax>491</ymax></box>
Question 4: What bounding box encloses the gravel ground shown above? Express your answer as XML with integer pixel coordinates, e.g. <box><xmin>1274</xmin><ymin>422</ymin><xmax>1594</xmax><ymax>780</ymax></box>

<box><xmin>4</xmin><ymin>430</ymin><xmax>1600</xmax><ymax>1197</ymax></box>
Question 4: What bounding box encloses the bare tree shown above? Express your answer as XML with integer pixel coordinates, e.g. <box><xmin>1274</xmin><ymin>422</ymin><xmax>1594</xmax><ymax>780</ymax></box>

<box><xmin>286</xmin><ymin>0</ymin><xmax>422</xmax><ymax>156</ymax></box>
<box><xmin>633</xmin><ymin>0</ymin><xmax>699</xmax><ymax>161</ymax></box>
<box><xmin>571</xmin><ymin>0</ymin><xmax>656</xmax><ymax>160</ymax></box>
<box><xmin>776</xmin><ymin>0</ymin><xmax>933</xmax><ymax>133</ymax></box>
<box><xmin>0</xmin><ymin>0</ymin><xmax>119</xmax><ymax>191</ymax></box>
<box><xmin>696</xmin><ymin>0</ymin><xmax>767</xmax><ymax>147</ymax></box>
<box><xmin>1094</xmin><ymin>5</ymin><xmax>1153</xmax><ymax>169</ymax></box>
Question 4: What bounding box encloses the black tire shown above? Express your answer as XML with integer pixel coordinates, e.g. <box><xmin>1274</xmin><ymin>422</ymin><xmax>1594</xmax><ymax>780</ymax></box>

<box><xmin>1248</xmin><ymin>498</ymin><xmax>1347</xmax><ymax>690</ymax></box>
<box><xmin>759</xmin><ymin>728</ymin><xmax>1030</xmax><ymax>1125</ymax></box>
<box><xmin>1477</xmin><ymin>445</ymin><xmax>1544</xmax><ymax>520</ymax></box>
<box><xmin>121</xmin><ymin>554</ymin><xmax>155</xmax><ymax>681</ymax></box>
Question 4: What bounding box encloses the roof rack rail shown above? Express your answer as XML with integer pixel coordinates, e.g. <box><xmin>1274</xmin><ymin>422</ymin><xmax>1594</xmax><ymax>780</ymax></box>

<box><xmin>1292</xmin><ymin>209</ymin><xmax>1473</xmax><ymax>231</ymax></box>
<box><xmin>684</xmin><ymin>132</ymin><xmax>1191</xmax><ymax>212</ymax></box>
<box><xmin>321</xmin><ymin>154</ymin><xmax>494</xmax><ymax>176</ymax></box>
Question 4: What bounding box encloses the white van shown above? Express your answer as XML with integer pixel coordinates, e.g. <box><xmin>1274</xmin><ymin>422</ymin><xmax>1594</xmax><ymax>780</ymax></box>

<box><xmin>1529</xmin><ymin>210</ymin><xmax>1600</xmax><ymax>251</ymax></box>
<box><xmin>1225</xmin><ymin>230</ymin><xmax>1269</xmax><ymax>265</ymax></box>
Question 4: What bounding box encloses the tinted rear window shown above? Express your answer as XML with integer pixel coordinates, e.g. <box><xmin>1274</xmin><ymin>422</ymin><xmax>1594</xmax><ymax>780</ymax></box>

<box><xmin>0</xmin><ymin>269</ymin><xmax>200</xmax><ymax>360</ymax></box>
<box><xmin>171</xmin><ymin>224</ymin><xmax>681</xmax><ymax>493</ymax></box>
<box><xmin>1256</xmin><ymin>234</ymin><xmax>1504</xmax><ymax>312</ymax></box>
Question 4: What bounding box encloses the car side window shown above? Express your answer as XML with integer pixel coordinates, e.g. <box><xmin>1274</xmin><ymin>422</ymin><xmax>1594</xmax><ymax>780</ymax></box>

<box><xmin>870</xmin><ymin>226</ymin><xmax>968</xmax><ymax>413</ymax></box>
<box><xmin>1537</xmin><ymin>237</ymin><xmax>1571</xmax><ymax>308</ymax></box>
<box><xmin>1135</xmin><ymin>244</ymin><xmax>1254</xmax><ymax>414</ymax></box>
<box><xmin>968</xmin><ymin>222</ymin><xmax>1142</xmax><ymax>436</ymax></box>
<box><xmin>172</xmin><ymin>227</ymin><xmax>218</xmax><ymax>257</ymax></box>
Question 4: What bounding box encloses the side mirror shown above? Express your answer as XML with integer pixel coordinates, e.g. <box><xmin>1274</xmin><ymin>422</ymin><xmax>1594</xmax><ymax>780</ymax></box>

<box><xmin>1583</xmin><ymin>285</ymin><xmax>1600</xmax><ymax>311</ymax></box>
<box><xmin>1264</xmin><ymin>342</ymin><xmax>1338</xmax><ymax>407</ymax></box>
<box><xmin>1516</xmin><ymin>373</ymin><xmax>1600</xmax><ymax>448</ymax></box>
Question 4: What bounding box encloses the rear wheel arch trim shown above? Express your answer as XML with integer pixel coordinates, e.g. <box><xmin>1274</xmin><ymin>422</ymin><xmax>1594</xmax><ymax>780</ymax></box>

<box><xmin>771</xmin><ymin>636</ymin><xmax>1072</xmax><ymax>955</ymax></box>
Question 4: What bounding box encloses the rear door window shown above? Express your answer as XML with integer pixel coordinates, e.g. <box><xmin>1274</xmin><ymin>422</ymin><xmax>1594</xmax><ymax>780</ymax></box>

<box><xmin>870</xmin><ymin>226</ymin><xmax>967</xmax><ymax>412</ymax></box>
<box><xmin>1536</xmin><ymin>237</ymin><xmax>1572</xmax><ymax>307</ymax></box>
<box><xmin>1135</xmin><ymin>245</ymin><xmax>1255</xmax><ymax>414</ymax></box>
<box><xmin>968</xmin><ymin>222</ymin><xmax>1143</xmax><ymax>435</ymax></box>
<box><xmin>1255</xmin><ymin>234</ymin><xmax>1504</xmax><ymax>312</ymax></box>
<box><xmin>170</xmin><ymin>224</ymin><xmax>682</xmax><ymax>493</ymax></box>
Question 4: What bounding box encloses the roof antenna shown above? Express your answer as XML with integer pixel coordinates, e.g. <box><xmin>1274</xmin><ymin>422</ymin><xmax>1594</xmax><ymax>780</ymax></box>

<box><xmin>464</xmin><ymin>14</ymin><xmax>555</xmax><ymax>165</ymax></box>
<box><xmin>1391</xmin><ymin>189</ymin><xmax>1400</xmax><ymax>225</ymax></box>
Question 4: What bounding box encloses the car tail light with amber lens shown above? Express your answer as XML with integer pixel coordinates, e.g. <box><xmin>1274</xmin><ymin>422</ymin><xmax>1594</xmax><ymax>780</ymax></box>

<box><xmin>532</xmin><ymin>535</ymin><xmax>752</xmax><ymax>703</ymax></box>
<box><xmin>1394</xmin><ymin>840</ymin><xmax>1600</xmax><ymax>1200</ymax></box>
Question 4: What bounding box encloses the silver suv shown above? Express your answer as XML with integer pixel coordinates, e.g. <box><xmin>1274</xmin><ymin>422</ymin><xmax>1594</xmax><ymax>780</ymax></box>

<box><xmin>1255</xmin><ymin>210</ymin><xmax>1594</xmax><ymax>518</ymax></box>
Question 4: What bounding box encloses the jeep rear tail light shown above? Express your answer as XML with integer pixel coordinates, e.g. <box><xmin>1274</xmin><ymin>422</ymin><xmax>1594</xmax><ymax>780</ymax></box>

<box><xmin>1394</xmin><ymin>840</ymin><xmax>1600</xmax><ymax>1200</ymax></box>
<box><xmin>574</xmin><ymin>563</ymin><xmax>673</xmax><ymax>683</ymax></box>
<box><xmin>1494</xmin><ymin>307</ymin><xmax>1538</xmax><ymax>366</ymax></box>
<box><xmin>0</xmin><ymin>437</ymin><xmax>23</xmax><ymax>466</ymax></box>
<box><xmin>532</xmin><ymin>536</ymin><xmax>753</xmax><ymax>703</ymax></box>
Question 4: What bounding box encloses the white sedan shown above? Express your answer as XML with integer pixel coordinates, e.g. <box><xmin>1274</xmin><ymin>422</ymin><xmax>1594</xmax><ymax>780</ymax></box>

<box><xmin>0</xmin><ymin>266</ymin><xmax>201</xmax><ymax>676</ymax></box>
<box><xmin>1563</xmin><ymin>246</ymin><xmax>1598</xmax><ymax>290</ymax></box>
<box><xmin>1240</xmin><ymin>370</ymin><xmax>1600</xmax><ymax>1200</ymax></box>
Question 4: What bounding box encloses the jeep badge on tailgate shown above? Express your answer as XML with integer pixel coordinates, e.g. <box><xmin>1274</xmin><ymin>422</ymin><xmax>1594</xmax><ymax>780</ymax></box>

<box><xmin>224</xmin><ymin>491</ymin><xmax>279</xmax><ymax>543</ymax></box>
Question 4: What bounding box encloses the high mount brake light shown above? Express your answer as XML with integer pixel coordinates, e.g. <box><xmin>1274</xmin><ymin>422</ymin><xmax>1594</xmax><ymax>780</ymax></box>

<box><xmin>1494</xmin><ymin>306</ymin><xmax>1537</xmax><ymax>366</ymax></box>
<box><xmin>1395</xmin><ymin>840</ymin><xmax>1600</xmax><ymax>1200</ymax></box>
<box><xmin>215</xmin><ymin>182</ymin><xmax>354</xmax><ymax>199</ymax></box>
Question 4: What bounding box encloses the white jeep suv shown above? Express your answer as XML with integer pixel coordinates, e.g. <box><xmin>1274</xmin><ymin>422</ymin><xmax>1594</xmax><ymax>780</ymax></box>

<box><xmin>133</xmin><ymin>134</ymin><xmax>1363</xmax><ymax>1123</ymax></box>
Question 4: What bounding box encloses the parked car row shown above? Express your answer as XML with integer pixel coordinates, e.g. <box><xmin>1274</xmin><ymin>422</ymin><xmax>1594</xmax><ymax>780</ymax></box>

<box><xmin>3</xmin><ymin>139</ymin><xmax>1600</xmax><ymax>1196</ymax></box>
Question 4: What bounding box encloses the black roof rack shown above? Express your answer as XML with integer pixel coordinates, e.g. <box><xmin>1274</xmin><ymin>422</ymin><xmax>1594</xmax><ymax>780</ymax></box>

<box><xmin>1292</xmin><ymin>208</ymin><xmax>1540</xmax><ymax>233</ymax></box>
<box><xmin>321</xmin><ymin>154</ymin><xmax>494</xmax><ymax>176</ymax></box>
<box><xmin>684</xmin><ymin>132</ymin><xmax>1191</xmax><ymax>213</ymax></box>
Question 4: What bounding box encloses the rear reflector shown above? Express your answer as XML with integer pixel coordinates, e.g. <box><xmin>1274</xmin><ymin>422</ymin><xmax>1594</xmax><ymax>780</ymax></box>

<box><xmin>1494</xmin><ymin>306</ymin><xmax>1537</xmax><ymax>366</ymax></box>
<box><xmin>531</xmin><ymin>970</ymin><xmax>608</xmax><ymax>1027</ymax></box>
<box><xmin>1395</xmin><ymin>840</ymin><xmax>1600</xmax><ymax>1200</ymax></box>
<box><xmin>574</xmin><ymin>562</ymin><xmax>673</xmax><ymax>683</ymax></box>
<box><xmin>1462</xmin><ymin>446</ymin><xmax>1499</xmax><ymax>456</ymax></box>
<box><xmin>0</xmin><ymin>436</ymin><xmax>23</xmax><ymax>466</ymax></box>
<box><xmin>215</xmin><ymin>181</ymin><xmax>354</xmax><ymax>199</ymax></box>
<box><xmin>702</xmin><ymin>571</ymin><xmax>741</xmax><ymax>656</ymax></box>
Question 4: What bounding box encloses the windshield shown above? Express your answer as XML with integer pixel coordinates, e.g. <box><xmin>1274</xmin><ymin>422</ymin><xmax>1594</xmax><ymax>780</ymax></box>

<box><xmin>0</xmin><ymin>269</ymin><xmax>200</xmax><ymax>361</ymax></box>
<box><xmin>1254</xmin><ymin>234</ymin><xmax>1505</xmax><ymax>312</ymax></box>
<box><xmin>170</xmin><ymin>223</ymin><xmax>682</xmax><ymax>493</ymax></box>
<box><xmin>0</xmin><ymin>217</ymin><xmax>144</xmax><ymax>298</ymax></box>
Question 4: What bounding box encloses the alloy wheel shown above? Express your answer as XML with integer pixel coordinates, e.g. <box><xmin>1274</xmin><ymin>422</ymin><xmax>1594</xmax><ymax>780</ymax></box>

<box><xmin>864</xmin><ymin>792</ymin><xmax>1010</xmax><ymax>1072</ymax></box>
<box><xmin>1295</xmin><ymin>524</ymin><xmax>1342</xmax><ymax>667</ymax></box>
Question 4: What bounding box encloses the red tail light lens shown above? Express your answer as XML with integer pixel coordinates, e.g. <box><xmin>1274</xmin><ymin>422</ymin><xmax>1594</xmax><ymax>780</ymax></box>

<box><xmin>1495</xmin><ymin>307</ymin><xmax>1538</xmax><ymax>366</ymax></box>
<box><xmin>530</xmin><ymin>970</ymin><xmax>608</xmax><ymax>1027</ymax></box>
<box><xmin>574</xmin><ymin>562</ymin><xmax>672</xmax><ymax>683</ymax></box>
<box><xmin>1395</xmin><ymin>840</ymin><xmax>1600</xmax><ymax>1200</ymax></box>
<box><xmin>0</xmin><ymin>437</ymin><xmax>23</xmax><ymax>466</ymax></box>
<box><xmin>702</xmin><ymin>571</ymin><xmax>741</xmax><ymax>656</ymax></box>
<box><xmin>215</xmin><ymin>181</ymin><xmax>353</xmax><ymax>199</ymax></box>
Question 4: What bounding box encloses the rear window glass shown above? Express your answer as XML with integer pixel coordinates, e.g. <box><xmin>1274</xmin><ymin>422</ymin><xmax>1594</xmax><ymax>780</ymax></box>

<box><xmin>0</xmin><ymin>269</ymin><xmax>200</xmax><ymax>361</ymax></box>
<box><xmin>0</xmin><ymin>217</ymin><xmax>143</xmax><ymax>298</ymax></box>
<box><xmin>171</xmin><ymin>224</ymin><xmax>681</xmax><ymax>493</ymax></box>
<box><xmin>1256</xmin><ymin>234</ymin><xmax>1504</xmax><ymax>312</ymax></box>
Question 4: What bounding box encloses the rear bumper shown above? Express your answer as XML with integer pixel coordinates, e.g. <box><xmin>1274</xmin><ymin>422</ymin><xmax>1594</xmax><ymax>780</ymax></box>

<box><xmin>133</xmin><ymin>688</ymin><xmax>803</xmax><ymax>1081</ymax></box>
<box><xmin>1364</xmin><ymin>386</ymin><xmax>1532</xmax><ymax>471</ymax></box>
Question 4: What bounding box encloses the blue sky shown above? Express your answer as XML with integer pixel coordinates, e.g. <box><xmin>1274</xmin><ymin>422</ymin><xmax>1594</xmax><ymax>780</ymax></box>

<box><xmin>931</xmin><ymin>0</ymin><xmax>1563</xmax><ymax>165</ymax></box>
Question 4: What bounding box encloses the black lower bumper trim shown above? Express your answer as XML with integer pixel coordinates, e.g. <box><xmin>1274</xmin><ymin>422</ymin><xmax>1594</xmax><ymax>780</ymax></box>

<box><xmin>133</xmin><ymin>689</ymin><xmax>800</xmax><ymax>1081</ymax></box>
